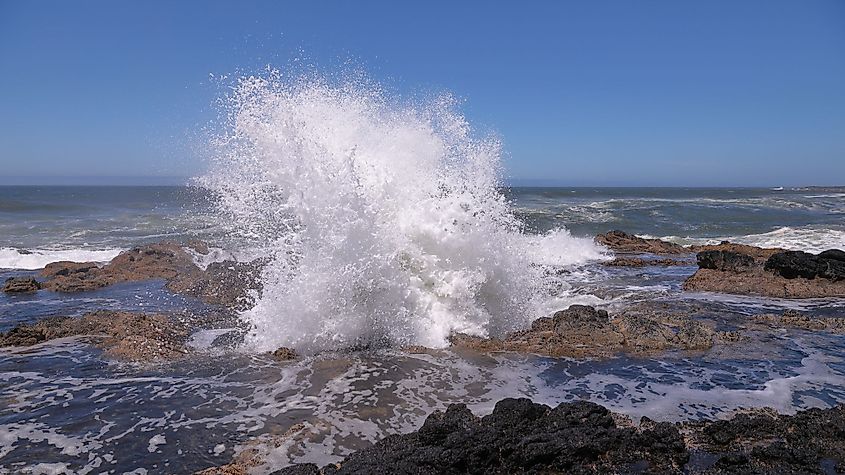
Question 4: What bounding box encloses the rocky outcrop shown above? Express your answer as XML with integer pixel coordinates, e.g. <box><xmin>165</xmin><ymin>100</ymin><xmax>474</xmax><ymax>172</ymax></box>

<box><xmin>752</xmin><ymin>309</ymin><xmax>845</xmax><ymax>334</ymax></box>
<box><xmin>168</xmin><ymin>258</ymin><xmax>266</xmax><ymax>310</ymax></box>
<box><xmin>270</xmin><ymin>398</ymin><xmax>845</xmax><ymax>475</ymax></box>
<box><xmin>38</xmin><ymin>241</ymin><xmax>266</xmax><ymax>308</ymax></box>
<box><xmin>684</xmin><ymin>247</ymin><xmax>845</xmax><ymax>298</ymax></box>
<box><xmin>604</xmin><ymin>257</ymin><xmax>689</xmax><ymax>267</ymax></box>
<box><xmin>2</xmin><ymin>276</ymin><xmax>42</xmax><ymax>293</ymax></box>
<box><xmin>595</xmin><ymin>230</ymin><xmax>686</xmax><ymax>254</ymax></box>
<box><xmin>764</xmin><ymin>250</ymin><xmax>845</xmax><ymax>281</ymax></box>
<box><xmin>449</xmin><ymin>305</ymin><xmax>723</xmax><ymax>358</ymax></box>
<box><xmin>696</xmin><ymin>250</ymin><xmax>756</xmax><ymax>272</ymax></box>
<box><xmin>0</xmin><ymin>310</ymin><xmax>189</xmax><ymax>362</ymax></box>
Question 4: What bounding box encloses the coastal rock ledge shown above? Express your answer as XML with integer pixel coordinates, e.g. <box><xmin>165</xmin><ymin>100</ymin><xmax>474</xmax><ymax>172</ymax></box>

<box><xmin>449</xmin><ymin>305</ymin><xmax>731</xmax><ymax>357</ymax></box>
<box><xmin>257</xmin><ymin>398</ymin><xmax>845</xmax><ymax>475</ymax></box>
<box><xmin>684</xmin><ymin>248</ymin><xmax>845</xmax><ymax>298</ymax></box>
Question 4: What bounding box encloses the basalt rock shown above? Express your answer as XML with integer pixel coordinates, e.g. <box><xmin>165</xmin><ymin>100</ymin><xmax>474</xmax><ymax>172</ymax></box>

<box><xmin>764</xmin><ymin>250</ymin><xmax>845</xmax><ymax>281</ymax></box>
<box><xmin>273</xmin><ymin>398</ymin><xmax>845</xmax><ymax>474</ymax></box>
<box><xmin>2</xmin><ymin>276</ymin><xmax>42</xmax><ymax>293</ymax></box>
<box><xmin>277</xmin><ymin>398</ymin><xmax>689</xmax><ymax>474</ymax></box>
<box><xmin>449</xmin><ymin>305</ymin><xmax>721</xmax><ymax>358</ymax></box>
<box><xmin>696</xmin><ymin>250</ymin><xmax>756</xmax><ymax>273</ymax></box>
<box><xmin>595</xmin><ymin>230</ymin><xmax>686</xmax><ymax>254</ymax></box>
<box><xmin>0</xmin><ymin>310</ymin><xmax>189</xmax><ymax>362</ymax></box>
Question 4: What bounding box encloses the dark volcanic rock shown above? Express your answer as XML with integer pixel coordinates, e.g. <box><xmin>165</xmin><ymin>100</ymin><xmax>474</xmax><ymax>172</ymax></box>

<box><xmin>276</xmin><ymin>398</ymin><xmax>689</xmax><ymax>474</ymax></box>
<box><xmin>0</xmin><ymin>311</ymin><xmax>189</xmax><ymax>362</ymax></box>
<box><xmin>268</xmin><ymin>400</ymin><xmax>845</xmax><ymax>475</ymax></box>
<box><xmin>696</xmin><ymin>250</ymin><xmax>756</xmax><ymax>272</ymax></box>
<box><xmin>595</xmin><ymin>230</ymin><xmax>686</xmax><ymax>254</ymax></box>
<box><xmin>2</xmin><ymin>276</ymin><xmax>42</xmax><ymax>293</ymax></box>
<box><xmin>765</xmin><ymin>250</ymin><xmax>845</xmax><ymax>281</ymax></box>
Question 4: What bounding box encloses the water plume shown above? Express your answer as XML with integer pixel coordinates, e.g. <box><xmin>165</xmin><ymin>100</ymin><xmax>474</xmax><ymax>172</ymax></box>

<box><xmin>201</xmin><ymin>70</ymin><xmax>605</xmax><ymax>353</ymax></box>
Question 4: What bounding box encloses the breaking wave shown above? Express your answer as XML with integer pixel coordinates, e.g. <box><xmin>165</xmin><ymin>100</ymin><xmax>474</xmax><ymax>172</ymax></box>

<box><xmin>200</xmin><ymin>71</ymin><xmax>605</xmax><ymax>353</ymax></box>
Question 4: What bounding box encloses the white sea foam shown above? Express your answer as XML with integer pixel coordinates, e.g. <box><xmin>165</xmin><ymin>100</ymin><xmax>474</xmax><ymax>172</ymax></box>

<box><xmin>0</xmin><ymin>248</ymin><xmax>124</xmax><ymax>270</ymax></box>
<box><xmin>200</xmin><ymin>71</ymin><xmax>606</xmax><ymax>353</ymax></box>
<box><xmin>653</xmin><ymin>226</ymin><xmax>845</xmax><ymax>254</ymax></box>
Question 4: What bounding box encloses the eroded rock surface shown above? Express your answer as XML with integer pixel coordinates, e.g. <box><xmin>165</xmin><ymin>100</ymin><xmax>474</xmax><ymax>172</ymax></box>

<box><xmin>595</xmin><ymin>230</ymin><xmax>686</xmax><ymax>254</ymax></box>
<box><xmin>2</xmin><ymin>276</ymin><xmax>42</xmax><ymax>293</ymax></box>
<box><xmin>449</xmin><ymin>305</ymin><xmax>722</xmax><ymax>357</ymax></box>
<box><xmin>269</xmin><ymin>398</ymin><xmax>845</xmax><ymax>474</ymax></box>
<box><xmin>604</xmin><ymin>257</ymin><xmax>689</xmax><ymax>267</ymax></box>
<box><xmin>684</xmin><ymin>247</ymin><xmax>845</xmax><ymax>298</ymax></box>
<box><xmin>39</xmin><ymin>241</ymin><xmax>266</xmax><ymax>308</ymax></box>
<box><xmin>0</xmin><ymin>310</ymin><xmax>189</xmax><ymax>362</ymax></box>
<box><xmin>752</xmin><ymin>309</ymin><xmax>845</xmax><ymax>334</ymax></box>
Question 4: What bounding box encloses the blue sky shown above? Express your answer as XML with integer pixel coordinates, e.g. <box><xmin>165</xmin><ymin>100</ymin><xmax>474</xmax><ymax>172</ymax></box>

<box><xmin>1</xmin><ymin>0</ymin><xmax>843</xmax><ymax>186</ymax></box>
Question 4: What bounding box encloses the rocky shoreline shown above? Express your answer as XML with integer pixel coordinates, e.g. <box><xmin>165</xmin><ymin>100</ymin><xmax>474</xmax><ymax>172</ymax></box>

<box><xmin>2</xmin><ymin>232</ymin><xmax>845</xmax><ymax>473</ymax></box>
<box><xmin>200</xmin><ymin>398</ymin><xmax>845</xmax><ymax>475</ymax></box>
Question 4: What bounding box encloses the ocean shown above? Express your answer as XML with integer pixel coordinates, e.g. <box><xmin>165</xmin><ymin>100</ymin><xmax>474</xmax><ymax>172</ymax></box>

<box><xmin>2</xmin><ymin>184</ymin><xmax>845</xmax><ymax>473</ymax></box>
<box><xmin>2</xmin><ymin>185</ymin><xmax>844</xmax><ymax>269</ymax></box>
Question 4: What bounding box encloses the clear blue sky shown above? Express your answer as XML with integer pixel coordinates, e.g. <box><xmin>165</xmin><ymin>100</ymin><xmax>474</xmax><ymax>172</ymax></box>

<box><xmin>1</xmin><ymin>0</ymin><xmax>843</xmax><ymax>186</ymax></box>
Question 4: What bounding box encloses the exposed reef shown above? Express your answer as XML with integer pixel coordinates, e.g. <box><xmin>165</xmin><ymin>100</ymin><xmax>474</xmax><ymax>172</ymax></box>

<box><xmin>448</xmin><ymin>305</ymin><xmax>732</xmax><ymax>358</ymax></box>
<box><xmin>0</xmin><ymin>310</ymin><xmax>190</xmax><ymax>362</ymax></box>
<box><xmin>684</xmin><ymin>248</ymin><xmax>845</xmax><ymax>298</ymax></box>
<box><xmin>35</xmin><ymin>241</ymin><xmax>265</xmax><ymax>309</ymax></box>
<box><xmin>229</xmin><ymin>398</ymin><xmax>845</xmax><ymax>475</ymax></box>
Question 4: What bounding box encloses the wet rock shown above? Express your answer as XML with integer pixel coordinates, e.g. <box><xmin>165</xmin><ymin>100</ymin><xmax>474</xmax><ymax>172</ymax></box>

<box><xmin>271</xmin><ymin>347</ymin><xmax>298</xmax><ymax>361</ymax></box>
<box><xmin>689</xmin><ymin>241</ymin><xmax>784</xmax><ymax>260</ymax></box>
<box><xmin>604</xmin><ymin>256</ymin><xmax>689</xmax><ymax>267</ymax></box>
<box><xmin>2</xmin><ymin>276</ymin><xmax>42</xmax><ymax>293</ymax></box>
<box><xmin>752</xmin><ymin>309</ymin><xmax>845</xmax><ymax>334</ymax></box>
<box><xmin>278</xmin><ymin>398</ymin><xmax>690</xmax><ymax>474</ymax></box>
<box><xmin>684</xmin><ymin>246</ymin><xmax>845</xmax><ymax>298</ymax></box>
<box><xmin>595</xmin><ymin>230</ymin><xmax>686</xmax><ymax>254</ymax></box>
<box><xmin>681</xmin><ymin>405</ymin><xmax>845</xmax><ymax>473</ymax></box>
<box><xmin>765</xmin><ymin>250</ymin><xmax>845</xmax><ymax>281</ymax></box>
<box><xmin>0</xmin><ymin>311</ymin><xmax>189</xmax><ymax>362</ymax></box>
<box><xmin>450</xmin><ymin>305</ymin><xmax>718</xmax><ymax>358</ymax></box>
<box><xmin>168</xmin><ymin>258</ymin><xmax>267</xmax><ymax>310</ymax></box>
<box><xmin>39</xmin><ymin>241</ymin><xmax>267</xmax><ymax>309</ymax></box>
<box><xmin>696</xmin><ymin>250</ymin><xmax>756</xmax><ymax>272</ymax></box>
<box><xmin>209</xmin><ymin>398</ymin><xmax>845</xmax><ymax>474</ymax></box>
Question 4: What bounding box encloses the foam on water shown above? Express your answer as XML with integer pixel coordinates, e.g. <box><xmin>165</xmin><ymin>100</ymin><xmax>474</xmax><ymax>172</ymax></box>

<box><xmin>200</xmin><ymin>72</ymin><xmax>606</xmax><ymax>353</ymax></box>
<box><xmin>0</xmin><ymin>248</ymin><xmax>124</xmax><ymax>270</ymax></box>
<box><xmin>652</xmin><ymin>225</ymin><xmax>845</xmax><ymax>254</ymax></box>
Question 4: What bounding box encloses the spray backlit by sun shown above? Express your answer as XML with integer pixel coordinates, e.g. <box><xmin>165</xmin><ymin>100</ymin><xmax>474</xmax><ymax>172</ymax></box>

<box><xmin>201</xmin><ymin>70</ymin><xmax>605</xmax><ymax>353</ymax></box>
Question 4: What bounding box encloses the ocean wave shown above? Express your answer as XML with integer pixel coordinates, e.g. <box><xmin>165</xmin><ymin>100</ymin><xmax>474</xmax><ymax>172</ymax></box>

<box><xmin>200</xmin><ymin>71</ymin><xmax>606</xmax><ymax>353</ymax></box>
<box><xmin>0</xmin><ymin>248</ymin><xmax>124</xmax><ymax>270</ymax></box>
<box><xmin>655</xmin><ymin>226</ymin><xmax>845</xmax><ymax>254</ymax></box>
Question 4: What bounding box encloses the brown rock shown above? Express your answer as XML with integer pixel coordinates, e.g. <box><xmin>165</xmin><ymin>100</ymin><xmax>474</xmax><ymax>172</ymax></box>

<box><xmin>270</xmin><ymin>347</ymin><xmax>298</xmax><ymax>361</ymax></box>
<box><xmin>0</xmin><ymin>311</ymin><xmax>189</xmax><ymax>362</ymax></box>
<box><xmin>2</xmin><ymin>276</ymin><xmax>42</xmax><ymax>293</ymax></box>
<box><xmin>39</xmin><ymin>241</ymin><xmax>267</xmax><ymax>309</ymax></box>
<box><xmin>752</xmin><ymin>309</ymin><xmax>845</xmax><ymax>334</ymax></box>
<box><xmin>595</xmin><ymin>230</ymin><xmax>687</xmax><ymax>255</ymax></box>
<box><xmin>449</xmin><ymin>305</ymin><xmax>719</xmax><ymax>358</ymax></box>
<box><xmin>604</xmin><ymin>257</ymin><xmax>689</xmax><ymax>267</ymax></box>
<box><xmin>684</xmin><ymin>267</ymin><xmax>845</xmax><ymax>298</ymax></box>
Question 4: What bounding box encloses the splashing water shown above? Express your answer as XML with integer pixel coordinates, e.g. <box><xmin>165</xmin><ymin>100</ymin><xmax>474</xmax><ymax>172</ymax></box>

<box><xmin>201</xmin><ymin>71</ymin><xmax>606</xmax><ymax>353</ymax></box>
